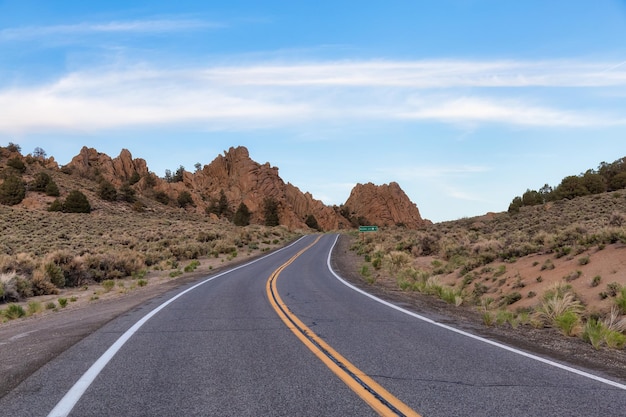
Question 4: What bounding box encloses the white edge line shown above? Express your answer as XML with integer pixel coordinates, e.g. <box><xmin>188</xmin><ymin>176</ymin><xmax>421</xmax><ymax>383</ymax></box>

<box><xmin>47</xmin><ymin>236</ymin><xmax>308</xmax><ymax>417</ymax></box>
<box><xmin>326</xmin><ymin>234</ymin><xmax>626</xmax><ymax>391</ymax></box>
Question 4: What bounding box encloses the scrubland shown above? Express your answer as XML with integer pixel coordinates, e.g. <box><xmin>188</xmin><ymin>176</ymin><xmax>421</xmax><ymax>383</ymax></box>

<box><xmin>0</xmin><ymin>205</ymin><xmax>298</xmax><ymax>322</ymax></box>
<box><xmin>350</xmin><ymin>191</ymin><xmax>626</xmax><ymax>351</ymax></box>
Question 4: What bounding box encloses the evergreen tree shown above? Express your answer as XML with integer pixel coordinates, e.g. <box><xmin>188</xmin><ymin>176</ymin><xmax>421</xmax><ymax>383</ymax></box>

<box><xmin>263</xmin><ymin>197</ymin><xmax>280</xmax><ymax>227</ymax></box>
<box><xmin>30</xmin><ymin>172</ymin><xmax>52</xmax><ymax>192</ymax></box>
<box><xmin>233</xmin><ymin>202</ymin><xmax>251</xmax><ymax>226</ymax></box>
<box><xmin>0</xmin><ymin>175</ymin><xmax>26</xmax><ymax>205</ymax></box>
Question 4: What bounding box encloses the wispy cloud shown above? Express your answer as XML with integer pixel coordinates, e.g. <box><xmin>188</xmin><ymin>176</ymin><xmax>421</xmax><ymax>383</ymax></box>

<box><xmin>0</xmin><ymin>19</ymin><xmax>223</xmax><ymax>41</ymax></box>
<box><xmin>0</xmin><ymin>59</ymin><xmax>624</xmax><ymax>134</ymax></box>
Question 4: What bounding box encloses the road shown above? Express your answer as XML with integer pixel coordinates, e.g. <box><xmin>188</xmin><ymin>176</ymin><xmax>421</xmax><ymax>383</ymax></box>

<box><xmin>1</xmin><ymin>234</ymin><xmax>625</xmax><ymax>416</ymax></box>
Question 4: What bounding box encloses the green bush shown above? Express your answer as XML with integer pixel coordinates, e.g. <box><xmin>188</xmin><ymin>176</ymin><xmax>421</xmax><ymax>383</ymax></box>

<box><xmin>0</xmin><ymin>175</ymin><xmax>26</xmax><ymax>205</ymax></box>
<box><xmin>97</xmin><ymin>180</ymin><xmax>117</xmax><ymax>201</ymax></box>
<box><xmin>45</xmin><ymin>262</ymin><xmax>65</xmax><ymax>288</ymax></box>
<box><xmin>3</xmin><ymin>304</ymin><xmax>26</xmax><ymax>319</ymax></box>
<box><xmin>102</xmin><ymin>279</ymin><xmax>115</xmax><ymax>292</ymax></box>
<box><xmin>6</xmin><ymin>157</ymin><xmax>26</xmax><ymax>172</ymax></box>
<box><xmin>554</xmin><ymin>310</ymin><xmax>579</xmax><ymax>336</ymax></box>
<box><xmin>45</xmin><ymin>180</ymin><xmax>60</xmax><ymax>197</ymax></box>
<box><xmin>63</xmin><ymin>190</ymin><xmax>91</xmax><ymax>213</ymax></box>
<box><xmin>154</xmin><ymin>191</ymin><xmax>170</xmax><ymax>205</ymax></box>
<box><xmin>48</xmin><ymin>198</ymin><xmax>63</xmax><ymax>212</ymax></box>
<box><xmin>30</xmin><ymin>172</ymin><xmax>52</xmax><ymax>192</ymax></box>
<box><xmin>58</xmin><ymin>297</ymin><xmax>68</xmax><ymax>308</ymax></box>
<box><xmin>177</xmin><ymin>191</ymin><xmax>194</xmax><ymax>208</ymax></box>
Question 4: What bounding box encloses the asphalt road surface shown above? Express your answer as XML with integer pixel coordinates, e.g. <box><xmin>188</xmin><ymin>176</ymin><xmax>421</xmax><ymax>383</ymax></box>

<box><xmin>1</xmin><ymin>234</ymin><xmax>625</xmax><ymax>416</ymax></box>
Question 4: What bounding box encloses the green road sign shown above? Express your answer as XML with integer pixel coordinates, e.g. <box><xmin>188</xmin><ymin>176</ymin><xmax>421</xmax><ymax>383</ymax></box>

<box><xmin>359</xmin><ymin>226</ymin><xmax>378</xmax><ymax>232</ymax></box>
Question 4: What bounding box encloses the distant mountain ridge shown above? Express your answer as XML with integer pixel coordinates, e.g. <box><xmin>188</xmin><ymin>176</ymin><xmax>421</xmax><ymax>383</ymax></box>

<box><xmin>1</xmin><ymin>144</ymin><xmax>427</xmax><ymax>230</ymax></box>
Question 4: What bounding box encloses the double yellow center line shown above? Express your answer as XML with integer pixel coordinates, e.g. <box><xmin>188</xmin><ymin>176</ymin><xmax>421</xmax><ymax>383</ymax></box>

<box><xmin>266</xmin><ymin>236</ymin><xmax>421</xmax><ymax>417</ymax></box>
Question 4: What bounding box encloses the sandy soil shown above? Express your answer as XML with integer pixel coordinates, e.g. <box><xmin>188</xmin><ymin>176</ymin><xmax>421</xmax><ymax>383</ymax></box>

<box><xmin>1</xmin><ymin>235</ymin><xmax>625</xmax><ymax>398</ymax></box>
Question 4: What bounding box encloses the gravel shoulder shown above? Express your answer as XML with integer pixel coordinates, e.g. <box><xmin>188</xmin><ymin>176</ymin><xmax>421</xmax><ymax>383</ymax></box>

<box><xmin>1</xmin><ymin>234</ymin><xmax>625</xmax><ymax>398</ymax></box>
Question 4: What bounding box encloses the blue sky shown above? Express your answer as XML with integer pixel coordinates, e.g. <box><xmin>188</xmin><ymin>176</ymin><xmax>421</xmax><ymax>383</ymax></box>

<box><xmin>1</xmin><ymin>0</ymin><xmax>626</xmax><ymax>222</ymax></box>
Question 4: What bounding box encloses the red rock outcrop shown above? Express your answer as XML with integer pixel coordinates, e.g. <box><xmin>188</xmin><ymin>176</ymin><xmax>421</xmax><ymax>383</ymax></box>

<box><xmin>343</xmin><ymin>182</ymin><xmax>427</xmax><ymax>228</ymax></box>
<box><xmin>66</xmin><ymin>147</ymin><xmax>148</xmax><ymax>185</ymax></box>
<box><xmin>190</xmin><ymin>146</ymin><xmax>350</xmax><ymax>230</ymax></box>
<box><xmin>61</xmin><ymin>145</ymin><xmax>427</xmax><ymax>230</ymax></box>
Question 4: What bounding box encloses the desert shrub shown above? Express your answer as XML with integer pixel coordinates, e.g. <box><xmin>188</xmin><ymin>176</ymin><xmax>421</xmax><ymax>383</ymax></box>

<box><xmin>154</xmin><ymin>191</ymin><xmax>170</xmax><ymax>205</ymax></box>
<box><xmin>563</xmin><ymin>270</ymin><xmax>582</xmax><ymax>282</ymax></box>
<box><xmin>30</xmin><ymin>273</ymin><xmax>59</xmax><ymax>296</ymax></box>
<box><xmin>0</xmin><ymin>175</ymin><xmax>26</xmax><ymax>205</ymax></box>
<box><xmin>83</xmin><ymin>251</ymin><xmax>145</xmax><ymax>281</ymax></box>
<box><xmin>578</xmin><ymin>255</ymin><xmax>590</xmax><ymax>265</ymax></box>
<box><xmin>554</xmin><ymin>310</ymin><xmax>580</xmax><ymax>336</ymax></box>
<box><xmin>582</xmin><ymin>319</ymin><xmax>605</xmax><ymax>349</ymax></box>
<box><xmin>535</xmin><ymin>285</ymin><xmax>583</xmax><ymax>328</ymax></box>
<box><xmin>119</xmin><ymin>183</ymin><xmax>136</xmax><ymax>203</ymax></box>
<box><xmin>101</xmin><ymin>279</ymin><xmax>115</xmax><ymax>292</ymax></box>
<box><xmin>48</xmin><ymin>198</ymin><xmax>63</xmax><ymax>211</ymax></box>
<box><xmin>383</xmin><ymin>251</ymin><xmax>411</xmax><ymax>275</ymax></box>
<box><xmin>616</xmin><ymin>287</ymin><xmax>626</xmax><ymax>314</ymax></box>
<box><xmin>6</xmin><ymin>157</ymin><xmax>26</xmax><ymax>172</ymax></box>
<box><xmin>540</xmin><ymin>259</ymin><xmax>555</xmax><ymax>271</ymax></box>
<box><xmin>27</xmin><ymin>301</ymin><xmax>42</xmax><ymax>315</ymax></box>
<box><xmin>177</xmin><ymin>191</ymin><xmax>194</xmax><ymax>208</ymax></box>
<box><xmin>605</xmin><ymin>330</ymin><xmax>626</xmax><ymax>349</ymax></box>
<box><xmin>45</xmin><ymin>180</ymin><xmax>60</xmax><ymax>197</ymax></box>
<box><xmin>607</xmin><ymin>282</ymin><xmax>622</xmax><ymax>297</ymax></box>
<box><xmin>44</xmin><ymin>262</ymin><xmax>65</xmax><ymax>288</ymax></box>
<box><xmin>63</xmin><ymin>190</ymin><xmax>91</xmax><ymax>213</ymax></box>
<box><xmin>3</xmin><ymin>304</ymin><xmax>25</xmax><ymax>319</ymax></box>
<box><xmin>501</xmin><ymin>292</ymin><xmax>522</xmax><ymax>306</ymax></box>
<box><xmin>97</xmin><ymin>180</ymin><xmax>117</xmax><ymax>201</ymax></box>
<box><xmin>58</xmin><ymin>297</ymin><xmax>68</xmax><ymax>308</ymax></box>
<box><xmin>591</xmin><ymin>275</ymin><xmax>602</xmax><ymax>287</ymax></box>
<box><xmin>30</xmin><ymin>172</ymin><xmax>52</xmax><ymax>192</ymax></box>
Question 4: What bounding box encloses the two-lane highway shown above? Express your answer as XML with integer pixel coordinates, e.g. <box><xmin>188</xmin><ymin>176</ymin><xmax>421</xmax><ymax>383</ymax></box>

<box><xmin>1</xmin><ymin>234</ymin><xmax>625</xmax><ymax>416</ymax></box>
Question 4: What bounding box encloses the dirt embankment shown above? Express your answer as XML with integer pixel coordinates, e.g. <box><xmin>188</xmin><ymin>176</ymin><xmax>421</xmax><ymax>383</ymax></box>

<box><xmin>1</xmin><ymin>234</ymin><xmax>625</xmax><ymax>398</ymax></box>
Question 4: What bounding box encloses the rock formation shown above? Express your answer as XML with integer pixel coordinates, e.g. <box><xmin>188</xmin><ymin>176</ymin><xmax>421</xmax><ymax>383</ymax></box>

<box><xmin>66</xmin><ymin>147</ymin><xmax>148</xmax><ymax>185</ymax></box>
<box><xmin>343</xmin><ymin>182</ymin><xmax>428</xmax><ymax>228</ymax></box>
<box><xmin>190</xmin><ymin>146</ymin><xmax>350</xmax><ymax>230</ymax></box>
<box><xmin>4</xmin><ymin>143</ymin><xmax>427</xmax><ymax>230</ymax></box>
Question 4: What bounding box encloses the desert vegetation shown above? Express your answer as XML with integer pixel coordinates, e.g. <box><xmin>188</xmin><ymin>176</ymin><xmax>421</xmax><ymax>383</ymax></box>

<box><xmin>350</xmin><ymin>189</ymin><xmax>626</xmax><ymax>350</ymax></box>
<box><xmin>0</xmin><ymin>143</ymin><xmax>300</xmax><ymax>322</ymax></box>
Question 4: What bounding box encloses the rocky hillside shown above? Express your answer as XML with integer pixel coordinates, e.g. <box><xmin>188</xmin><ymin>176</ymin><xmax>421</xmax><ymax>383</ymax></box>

<box><xmin>1</xmin><ymin>144</ymin><xmax>426</xmax><ymax>230</ymax></box>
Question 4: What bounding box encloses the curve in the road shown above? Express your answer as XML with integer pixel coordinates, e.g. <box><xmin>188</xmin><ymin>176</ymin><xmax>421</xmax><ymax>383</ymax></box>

<box><xmin>266</xmin><ymin>235</ymin><xmax>420</xmax><ymax>417</ymax></box>
<box><xmin>46</xmin><ymin>237</ymin><xmax>308</xmax><ymax>417</ymax></box>
<box><xmin>324</xmin><ymin>234</ymin><xmax>626</xmax><ymax>391</ymax></box>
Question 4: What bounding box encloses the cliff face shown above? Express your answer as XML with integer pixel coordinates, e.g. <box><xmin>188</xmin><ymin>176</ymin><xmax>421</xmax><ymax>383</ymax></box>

<box><xmin>343</xmin><ymin>182</ymin><xmax>428</xmax><ymax>228</ymax></box>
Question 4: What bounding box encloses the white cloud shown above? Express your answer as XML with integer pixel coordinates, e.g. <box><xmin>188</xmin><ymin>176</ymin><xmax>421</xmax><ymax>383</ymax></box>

<box><xmin>0</xmin><ymin>19</ymin><xmax>223</xmax><ymax>41</ymax></box>
<box><xmin>397</xmin><ymin>96</ymin><xmax>624</xmax><ymax>127</ymax></box>
<box><xmin>0</xmin><ymin>59</ymin><xmax>624</xmax><ymax>134</ymax></box>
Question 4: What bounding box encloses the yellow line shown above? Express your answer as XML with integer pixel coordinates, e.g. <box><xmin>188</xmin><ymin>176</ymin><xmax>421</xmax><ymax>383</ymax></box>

<box><xmin>266</xmin><ymin>236</ymin><xmax>421</xmax><ymax>417</ymax></box>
